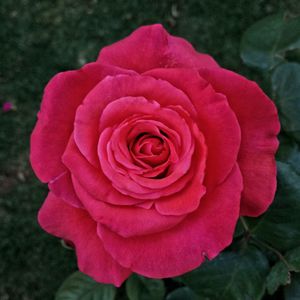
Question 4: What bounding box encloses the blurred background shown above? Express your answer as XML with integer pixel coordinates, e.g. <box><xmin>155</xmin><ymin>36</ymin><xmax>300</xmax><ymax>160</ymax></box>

<box><xmin>0</xmin><ymin>0</ymin><xmax>298</xmax><ymax>299</ymax></box>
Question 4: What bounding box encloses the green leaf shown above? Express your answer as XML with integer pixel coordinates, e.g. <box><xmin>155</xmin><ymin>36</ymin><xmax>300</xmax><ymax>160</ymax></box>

<box><xmin>277</xmin><ymin>134</ymin><xmax>300</xmax><ymax>175</ymax></box>
<box><xmin>286</xmin><ymin>48</ymin><xmax>300</xmax><ymax>62</ymax></box>
<box><xmin>285</xmin><ymin>273</ymin><xmax>300</xmax><ymax>300</ymax></box>
<box><xmin>266</xmin><ymin>246</ymin><xmax>300</xmax><ymax>294</ymax></box>
<box><xmin>176</xmin><ymin>247</ymin><xmax>269</xmax><ymax>300</ymax></box>
<box><xmin>125</xmin><ymin>274</ymin><xmax>165</xmax><ymax>300</ymax></box>
<box><xmin>246</xmin><ymin>162</ymin><xmax>300</xmax><ymax>251</ymax></box>
<box><xmin>287</xmin><ymin>247</ymin><xmax>300</xmax><ymax>271</ymax></box>
<box><xmin>55</xmin><ymin>271</ymin><xmax>116</xmax><ymax>300</ymax></box>
<box><xmin>166</xmin><ymin>287</ymin><xmax>199</xmax><ymax>300</ymax></box>
<box><xmin>272</xmin><ymin>62</ymin><xmax>300</xmax><ymax>142</ymax></box>
<box><xmin>267</xmin><ymin>262</ymin><xmax>291</xmax><ymax>295</ymax></box>
<box><xmin>241</xmin><ymin>13</ymin><xmax>300</xmax><ymax>70</ymax></box>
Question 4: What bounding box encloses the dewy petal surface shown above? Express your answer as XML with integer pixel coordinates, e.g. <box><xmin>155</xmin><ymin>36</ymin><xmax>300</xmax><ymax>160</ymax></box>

<box><xmin>198</xmin><ymin>68</ymin><xmax>280</xmax><ymax>216</ymax></box>
<box><xmin>97</xmin><ymin>165</ymin><xmax>243</xmax><ymax>278</ymax></box>
<box><xmin>38</xmin><ymin>193</ymin><xmax>131</xmax><ymax>286</ymax></box>
<box><xmin>97</xmin><ymin>24</ymin><xmax>219</xmax><ymax>72</ymax></box>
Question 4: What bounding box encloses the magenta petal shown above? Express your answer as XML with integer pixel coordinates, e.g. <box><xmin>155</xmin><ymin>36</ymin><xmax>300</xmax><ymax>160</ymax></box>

<box><xmin>97</xmin><ymin>24</ymin><xmax>219</xmax><ymax>72</ymax></box>
<box><xmin>38</xmin><ymin>192</ymin><xmax>131</xmax><ymax>286</ymax></box>
<box><xmin>30</xmin><ymin>62</ymin><xmax>132</xmax><ymax>182</ymax></box>
<box><xmin>145</xmin><ymin>68</ymin><xmax>241</xmax><ymax>189</ymax></box>
<box><xmin>155</xmin><ymin>126</ymin><xmax>207</xmax><ymax>216</ymax></box>
<box><xmin>74</xmin><ymin>73</ymin><xmax>196</xmax><ymax>172</ymax></box>
<box><xmin>98</xmin><ymin>128</ymin><xmax>159</xmax><ymax>196</ymax></box>
<box><xmin>48</xmin><ymin>171</ymin><xmax>83</xmax><ymax>208</ymax></box>
<box><xmin>97</xmin><ymin>165</ymin><xmax>243</xmax><ymax>278</ymax></box>
<box><xmin>74</xmin><ymin>72</ymin><xmax>136</xmax><ymax>168</ymax></box>
<box><xmin>96</xmin><ymin>95</ymin><xmax>198</xmax><ymax>199</ymax></box>
<box><xmin>166</xmin><ymin>35</ymin><xmax>219</xmax><ymax>69</ymax></box>
<box><xmin>72</xmin><ymin>176</ymin><xmax>186</xmax><ymax>237</ymax></box>
<box><xmin>97</xmin><ymin>125</ymin><xmax>194</xmax><ymax>200</ymax></box>
<box><xmin>63</xmin><ymin>136</ymin><xmax>149</xmax><ymax>206</ymax></box>
<box><xmin>198</xmin><ymin>68</ymin><xmax>280</xmax><ymax>216</ymax></box>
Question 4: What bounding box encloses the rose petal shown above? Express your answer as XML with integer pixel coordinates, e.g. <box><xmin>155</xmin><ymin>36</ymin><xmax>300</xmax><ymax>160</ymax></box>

<box><xmin>166</xmin><ymin>35</ymin><xmax>219</xmax><ymax>69</ymax></box>
<box><xmin>155</xmin><ymin>124</ymin><xmax>207</xmax><ymax>215</ymax></box>
<box><xmin>198</xmin><ymin>68</ymin><xmax>280</xmax><ymax>216</ymax></box>
<box><xmin>30</xmin><ymin>63</ymin><xmax>133</xmax><ymax>182</ymax></box>
<box><xmin>97</xmin><ymin>96</ymin><xmax>195</xmax><ymax>193</ymax></box>
<box><xmin>98</xmin><ymin>128</ymin><xmax>159</xmax><ymax>195</ymax></box>
<box><xmin>122</xmin><ymin>118</ymin><xmax>181</xmax><ymax>172</ymax></box>
<box><xmin>98</xmin><ymin>127</ymin><xmax>195</xmax><ymax>201</ymax></box>
<box><xmin>97</xmin><ymin>24</ymin><xmax>219</xmax><ymax>72</ymax></box>
<box><xmin>49</xmin><ymin>171</ymin><xmax>83</xmax><ymax>208</ymax></box>
<box><xmin>38</xmin><ymin>192</ymin><xmax>131</xmax><ymax>286</ymax></box>
<box><xmin>74</xmin><ymin>74</ymin><xmax>197</xmax><ymax>169</ymax></box>
<box><xmin>63</xmin><ymin>135</ymin><xmax>148</xmax><ymax>206</ymax></box>
<box><xmin>72</xmin><ymin>176</ymin><xmax>186</xmax><ymax>238</ymax></box>
<box><xmin>97</xmin><ymin>164</ymin><xmax>243</xmax><ymax>278</ymax></box>
<box><xmin>145</xmin><ymin>68</ymin><xmax>241</xmax><ymax>189</ymax></box>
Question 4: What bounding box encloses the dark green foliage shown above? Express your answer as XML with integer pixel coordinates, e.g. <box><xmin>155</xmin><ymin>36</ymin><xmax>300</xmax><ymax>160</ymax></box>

<box><xmin>166</xmin><ymin>287</ymin><xmax>198</xmax><ymax>300</ymax></box>
<box><xmin>177</xmin><ymin>247</ymin><xmax>269</xmax><ymax>300</ymax></box>
<box><xmin>272</xmin><ymin>63</ymin><xmax>300</xmax><ymax>142</ymax></box>
<box><xmin>245</xmin><ymin>162</ymin><xmax>300</xmax><ymax>252</ymax></box>
<box><xmin>267</xmin><ymin>247</ymin><xmax>300</xmax><ymax>294</ymax></box>
<box><xmin>284</xmin><ymin>273</ymin><xmax>300</xmax><ymax>299</ymax></box>
<box><xmin>241</xmin><ymin>14</ymin><xmax>300</xmax><ymax>70</ymax></box>
<box><xmin>239</xmin><ymin>8</ymin><xmax>300</xmax><ymax>300</ymax></box>
<box><xmin>126</xmin><ymin>274</ymin><xmax>165</xmax><ymax>300</ymax></box>
<box><xmin>55</xmin><ymin>271</ymin><xmax>117</xmax><ymax>300</ymax></box>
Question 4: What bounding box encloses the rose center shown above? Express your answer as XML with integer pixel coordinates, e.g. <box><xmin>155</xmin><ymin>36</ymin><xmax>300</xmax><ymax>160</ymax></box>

<box><xmin>139</xmin><ymin>136</ymin><xmax>164</xmax><ymax>154</ymax></box>
<box><xmin>130</xmin><ymin>133</ymin><xmax>169</xmax><ymax>168</ymax></box>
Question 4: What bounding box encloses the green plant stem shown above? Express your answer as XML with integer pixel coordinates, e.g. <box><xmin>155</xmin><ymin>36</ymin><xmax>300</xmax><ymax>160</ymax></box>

<box><xmin>251</xmin><ymin>237</ymin><xmax>293</xmax><ymax>270</ymax></box>
<box><xmin>240</xmin><ymin>216</ymin><xmax>250</xmax><ymax>232</ymax></box>
<box><xmin>239</xmin><ymin>217</ymin><xmax>292</xmax><ymax>270</ymax></box>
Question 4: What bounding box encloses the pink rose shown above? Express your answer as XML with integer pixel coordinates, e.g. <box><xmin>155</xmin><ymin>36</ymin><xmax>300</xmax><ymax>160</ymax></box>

<box><xmin>30</xmin><ymin>24</ymin><xmax>280</xmax><ymax>286</ymax></box>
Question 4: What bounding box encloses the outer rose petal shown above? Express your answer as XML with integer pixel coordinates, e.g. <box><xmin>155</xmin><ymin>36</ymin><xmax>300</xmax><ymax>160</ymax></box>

<box><xmin>97</xmin><ymin>24</ymin><xmax>218</xmax><ymax>73</ymax></box>
<box><xmin>198</xmin><ymin>68</ymin><xmax>280</xmax><ymax>216</ymax></box>
<box><xmin>72</xmin><ymin>176</ymin><xmax>186</xmax><ymax>238</ymax></box>
<box><xmin>48</xmin><ymin>171</ymin><xmax>83</xmax><ymax>208</ymax></box>
<box><xmin>30</xmin><ymin>63</ymin><xmax>134</xmax><ymax>182</ymax></box>
<box><xmin>38</xmin><ymin>192</ymin><xmax>131</xmax><ymax>286</ymax></box>
<box><xmin>97</xmin><ymin>165</ymin><xmax>243</xmax><ymax>278</ymax></box>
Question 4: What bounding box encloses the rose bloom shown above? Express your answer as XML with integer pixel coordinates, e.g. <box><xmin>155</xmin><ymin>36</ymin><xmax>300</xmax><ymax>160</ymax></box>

<box><xmin>30</xmin><ymin>25</ymin><xmax>280</xmax><ymax>286</ymax></box>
